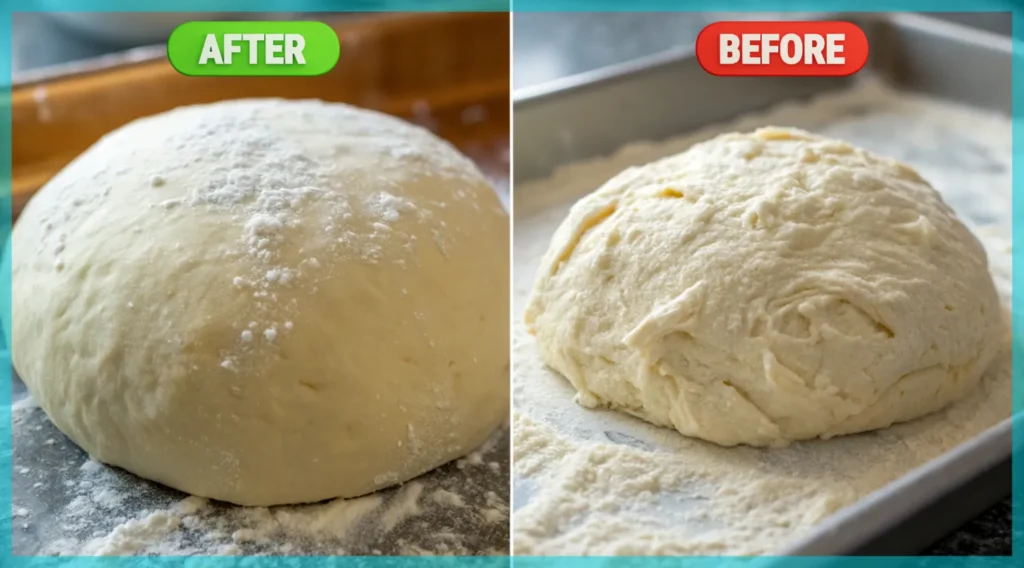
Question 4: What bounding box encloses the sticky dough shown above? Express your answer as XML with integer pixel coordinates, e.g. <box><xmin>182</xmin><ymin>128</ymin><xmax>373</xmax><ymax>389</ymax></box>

<box><xmin>526</xmin><ymin>127</ymin><xmax>1001</xmax><ymax>447</ymax></box>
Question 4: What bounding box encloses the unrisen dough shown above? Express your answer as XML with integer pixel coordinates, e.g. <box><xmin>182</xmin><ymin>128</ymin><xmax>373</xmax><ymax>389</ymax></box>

<box><xmin>12</xmin><ymin>99</ymin><xmax>509</xmax><ymax>505</ymax></box>
<box><xmin>525</xmin><ymin>127</ymin><xmax>1001</xmax><ymax>447</ymax></box>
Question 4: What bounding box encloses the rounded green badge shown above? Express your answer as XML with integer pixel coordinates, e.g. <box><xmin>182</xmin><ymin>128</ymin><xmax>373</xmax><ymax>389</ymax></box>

<box><xmin>168</xmin><ymin>21</ymin><xmax>340</xmax><ymax>76</ymax></box>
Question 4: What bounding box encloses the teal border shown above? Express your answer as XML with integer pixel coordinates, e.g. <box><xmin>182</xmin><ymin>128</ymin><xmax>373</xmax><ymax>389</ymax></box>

<box><xmin>2</xmin><ymin>3</ymin><xmax>12</xmax><ymax>566</ymax></box>
<box><xmin>1</xmin><ymin>0</ymin><xmax>1020</xmax><ymax>564</ymax></box>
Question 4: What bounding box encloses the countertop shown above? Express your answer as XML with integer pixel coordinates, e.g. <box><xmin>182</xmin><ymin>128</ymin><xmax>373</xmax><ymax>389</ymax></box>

<box><xmin>9</xmin><ymin>9</ymin><xmax>1015</xmax><ymax>556</ymax></box>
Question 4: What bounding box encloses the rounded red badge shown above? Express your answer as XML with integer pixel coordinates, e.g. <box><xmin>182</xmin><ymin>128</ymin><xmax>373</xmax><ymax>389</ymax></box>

<box><xmin>696</xmin><ymin>21</ymin><xmax>869</xmax><ymax>77</ymax></box>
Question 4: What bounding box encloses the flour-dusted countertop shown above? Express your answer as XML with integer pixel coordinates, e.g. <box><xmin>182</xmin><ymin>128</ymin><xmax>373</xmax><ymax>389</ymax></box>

<box><xmin>10</xmin><ymin>372</ymin><xmax>509</xmax><ymax>556</ymax></box>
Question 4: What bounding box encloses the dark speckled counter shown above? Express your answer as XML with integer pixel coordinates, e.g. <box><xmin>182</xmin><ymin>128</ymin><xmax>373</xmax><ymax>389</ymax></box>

<box><xmin>924</xmin><ymin>499</ymin><xmax>1013</xmax><ymax>555</ymax></box>
<box><xmin>513</xmin><ymin>11</ymin><xmax>1013</xmax><ymax>557</ymax></box>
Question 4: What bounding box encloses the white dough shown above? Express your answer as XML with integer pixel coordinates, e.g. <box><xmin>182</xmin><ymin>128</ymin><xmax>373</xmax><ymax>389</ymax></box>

<box><xmin>11</xmin><ymin>99</ymin><xmax>509</xmax><ymax>505</ymax></box>
<box><xmin>525</xmin><ymin>127</ymin><xmax>1001</xmax><ymax>447</ymax></box>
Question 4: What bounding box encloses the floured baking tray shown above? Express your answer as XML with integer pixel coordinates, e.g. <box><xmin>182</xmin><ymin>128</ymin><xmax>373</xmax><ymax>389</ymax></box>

<box><xmin>9</xmin><ymin>12</ymin><xmax>510</xmax><ymax>556</ymax></box>
<box><xmin>512</xmin><ymin>13</ymin><xmax>1014</xmax><ymax>556</ymax></box>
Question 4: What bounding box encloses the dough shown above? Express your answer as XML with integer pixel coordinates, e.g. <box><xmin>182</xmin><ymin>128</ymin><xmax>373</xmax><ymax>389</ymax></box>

<box><xmin>12</xmin><ymin>99</ymin><xmax>509</xmax><ymax>506</ymax></box>
<box><xmin>525</xmin><ymin>127</ymin><xmax>1001</xmax><ymax>448</ymax></box>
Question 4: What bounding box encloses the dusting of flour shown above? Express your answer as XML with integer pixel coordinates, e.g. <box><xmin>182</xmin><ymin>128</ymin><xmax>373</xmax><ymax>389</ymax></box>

<box><xmin>512</xmin><ymin>77</ymin><xmax>1013</xmax><ymax>555</ymax></box>
<box><xmin>145</xmin><ymin>102</ymin><xmax>448</xmax><ymax>374</ymax></box>
<box><xmin>12</xmin><ymin>395</ymin><xmax>509</xmax><ymax>556</ymax></box>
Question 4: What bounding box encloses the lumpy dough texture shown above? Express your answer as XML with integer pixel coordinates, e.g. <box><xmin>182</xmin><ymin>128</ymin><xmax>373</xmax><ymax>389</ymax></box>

<box><xmin>12</xmin><ymin>99</ymin><xmax>509</xmax><ymax>505</ymax></box>
<box><xmin>525</xmin><ymin>127</ymin><xmax>1001</xmax><ymax>447</ymax></box>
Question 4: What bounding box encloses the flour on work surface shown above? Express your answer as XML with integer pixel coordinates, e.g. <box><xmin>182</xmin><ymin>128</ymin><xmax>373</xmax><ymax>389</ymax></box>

<box><xmin>512</xmin><ymin>77</ymin><xmax>1013</xmax><ymax>555</ymax></box>
<box><xmin>11</xmin><ymin>400</ymin><xmax>509</xmax><ymax>556</ymax></box>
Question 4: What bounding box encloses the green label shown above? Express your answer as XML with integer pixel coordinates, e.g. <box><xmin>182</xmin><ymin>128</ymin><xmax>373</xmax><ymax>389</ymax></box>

<box><xmin>168</xmin><ymin>21</ymin><xmax>341</xmax><ymax>76</ymax></box>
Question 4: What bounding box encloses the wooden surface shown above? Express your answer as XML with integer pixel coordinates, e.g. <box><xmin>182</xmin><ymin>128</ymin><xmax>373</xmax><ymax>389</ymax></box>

<box><xmin>11</xmin><ymin>12</ymin><xmax>510</xmax><ymax>219</ymax></box>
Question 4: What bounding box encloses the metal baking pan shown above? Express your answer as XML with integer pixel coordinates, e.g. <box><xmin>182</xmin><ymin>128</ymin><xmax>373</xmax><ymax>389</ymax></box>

<box><xmin>513</xmin><ymin>12</ymin><xmax>1015</xmax><ymax>556</ymax></box>
<box><xmin>514</xmin><ymin>13</ymin><xmax>1011</xmax><ymax>182</ymax></box>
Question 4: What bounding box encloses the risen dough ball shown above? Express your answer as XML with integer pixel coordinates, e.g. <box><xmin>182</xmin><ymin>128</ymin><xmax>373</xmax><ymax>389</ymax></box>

<box><xmin>526</xmin><ymin>127</ymin><xmax>1001</xmax><ymax>447</ymax></box>
<box><xmin>13</xmin><ymin>99</ymin><xmax>509</xmax><ymax>505</ymax></box>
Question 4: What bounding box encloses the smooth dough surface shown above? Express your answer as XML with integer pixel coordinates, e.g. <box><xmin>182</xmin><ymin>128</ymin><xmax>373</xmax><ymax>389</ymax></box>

<box><xmin>12</xmin><ymin>99</ymin><xmax>509</xmax><ymax>506</ymax></box>
<box><xmin>525</xmin><ymin>127</ymin><xmax>1001</xmax><ymax>447</ymax></box>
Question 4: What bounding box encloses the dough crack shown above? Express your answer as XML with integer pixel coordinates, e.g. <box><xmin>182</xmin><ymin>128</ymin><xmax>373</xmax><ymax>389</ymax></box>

<box><xmin>719</xmin><ymin>379</ymin><xmax>783</xmax><ymax>435</ymax></box>
<box><xmin>622</xmin><ymin>281</ymin><xmax>707</xmax><ymax>350</ymax></box>
<box><xmin>550</xmin><ymin>202</ymin><xmax>618</xmax><ymax>276</ymax></box>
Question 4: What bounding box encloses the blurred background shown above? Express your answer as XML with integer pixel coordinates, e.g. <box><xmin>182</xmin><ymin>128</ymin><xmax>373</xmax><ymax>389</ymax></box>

<box><xmin>8</xmin><ymin>10</ymin><xmax>511</xmax><ymax>223</ymax></box>
<box><xmin>9</xmin><ymin>12</ymin><xmax>1011</xmax><ymax>87</ymax></box>
<box><xmin>11</xmin><ymin>12</ymin><xmax>345</xmax><ymax>81</ymax></box>
<box><xmin>512</xmin><ymin>12</ymin><xmax>1011</xmax><ymax>89</ymax></box>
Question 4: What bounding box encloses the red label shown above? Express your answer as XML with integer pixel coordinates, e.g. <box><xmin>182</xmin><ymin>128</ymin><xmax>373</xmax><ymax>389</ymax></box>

<box><xmin>696</xmin><ymin>21</ymin><xmax>869</xmax><ymax>77</ymax></box>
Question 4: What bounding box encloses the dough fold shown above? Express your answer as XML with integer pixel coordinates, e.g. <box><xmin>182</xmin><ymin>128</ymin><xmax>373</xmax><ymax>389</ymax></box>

<box><xmin>526</xmin><ymin>127</ymin><xmax>1001</xmax><ymax>447</ymax></box>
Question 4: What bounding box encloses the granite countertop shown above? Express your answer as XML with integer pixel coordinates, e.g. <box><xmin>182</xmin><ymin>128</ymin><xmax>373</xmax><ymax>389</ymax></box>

<box><xmin>512</xmin><ymin>11</ymin><xmax>1013</xmax><ymax>557</ymax></box>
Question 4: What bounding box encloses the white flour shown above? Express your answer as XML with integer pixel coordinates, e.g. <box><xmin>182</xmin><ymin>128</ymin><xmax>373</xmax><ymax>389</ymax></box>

<box><xmin>12</xmin><ymin>395</ymin><xmax>509</xmax><ymax>556</ymax></box>
<box><xmin>148</xmin><ymin>101</ymin><xmax>441</xmax><ymax>373</ymax></box>
<box><xmin>512</xmin><ymin>77</ymin><xmax>1013</xmax><ymax>555</ymax></box>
